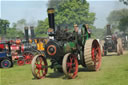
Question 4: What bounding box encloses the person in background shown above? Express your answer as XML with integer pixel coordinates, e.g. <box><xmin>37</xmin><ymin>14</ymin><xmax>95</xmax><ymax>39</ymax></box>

<box><xmin>85</xmin><ymin>24</ymin><xmax>91</xmax><ymax>38</ymax></box>
<box><xmin>74</xmin><ymin>24</ymin><xmax>79</xmax><ymax>33</ymax></box>
<box><xmin>15</xmin><ymin>36</ymin><xmax>21</xmax><ymax>45</ymax></box>
<box><xmin>112</xmin><ymin>32</ymin><xmax>118</xmax><ymax>49</ymax></box>
<box><xmin>65</xmin><ymin>26</ymin><xmax>68</xmax><ymax>32</ymax></box>
<box><xmin>73</xmin><ymin>24</ymin><xmax>79</xmax><ymax>50</ymax></box>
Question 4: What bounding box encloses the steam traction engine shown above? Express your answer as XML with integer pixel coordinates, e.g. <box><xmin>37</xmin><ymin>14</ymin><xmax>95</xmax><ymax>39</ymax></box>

<box><xmin>103</xmin><ymin>25</ymin><xmax>123</xmax><ymax>56</ymax></box>
<box><xmin>11</xmin><ymin>27</ymin><xmax>35</xmax><ymax>66</ymax></box>
<box><xmin>31</xmin><ymin>8</ymin><xmax>102</xmax><ymax>79</ymax></box>
<box><xmin>11</xmin><ymin>26</ymin><xmax>48</xmax><ymax>66</ymax></box>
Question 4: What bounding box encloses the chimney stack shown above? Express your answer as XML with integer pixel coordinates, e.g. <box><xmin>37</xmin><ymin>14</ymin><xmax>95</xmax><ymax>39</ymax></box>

<box><xmin>24</xmin><ymin>26</ymin><xmax>29</xmax><ymax>43</ymax></box>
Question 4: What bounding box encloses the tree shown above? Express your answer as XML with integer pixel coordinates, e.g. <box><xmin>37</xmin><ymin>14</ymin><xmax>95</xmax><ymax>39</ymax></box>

<box><xmin>0</xmin><ymin>19</ymin><xmax>10</xmax><ymax>35</ymax></box>
<box><xmin>107</xmin><ymin>8</ymin><xmax>128</xmax><ymax>25</ymax></box>
<box><xmin>54</xmin><ymin>0</ymin><xmax>95</xmax><ymax>28</ymax></box>
<box><xmin>35</xmin><ymin>19</ymin><xmax>49</xmax><ymax>37</ymax></box>
<box><xmin>6</xmin><ymin>28</ymin><xmax>24</xmax><ymax>39</ymax></box>
<box><xmin>0</xmin><ymin>19</ymin><xmax>25</xmax><ymax>39</ymax></box>
<box><xmin>35</xmin><ymin>0</ymin><xmax>95</xmax><ymax>37</ymax></box>
<box><xmin>107</xmin><ymin>8</ymin><xmax>128</xmax><ymax>31</ymax></box>
<box><xmin>120</xmin><ymin>0</ymin><xmax>128</xmax><ymax>5</ymax></box>
<box><xmin>118</xmin><ymin>16</ymin><xmax>128</xmax><ymax>33</ymax></box>
<box><xmin>14</xmin><ymin>19</ymin><xmax>27</xmax><ymax>31</ymax></box>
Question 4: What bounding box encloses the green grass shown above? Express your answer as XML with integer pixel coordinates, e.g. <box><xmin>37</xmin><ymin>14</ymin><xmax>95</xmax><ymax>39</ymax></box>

<box><xmin>1</xmin><ymin>52</ymin><xmax>128</xmax><ymax>85</ymax></box>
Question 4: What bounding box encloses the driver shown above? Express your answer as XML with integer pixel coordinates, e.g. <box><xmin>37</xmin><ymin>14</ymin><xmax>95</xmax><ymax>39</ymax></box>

<box><xmin>74</xmin><ymin>24</ymin><xmax>79</xmax><ymax>33</ymax></box>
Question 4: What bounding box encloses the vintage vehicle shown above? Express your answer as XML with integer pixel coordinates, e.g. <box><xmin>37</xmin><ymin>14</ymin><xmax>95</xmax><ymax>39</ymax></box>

<box><xmin>11</xmin><ymin>27</ymin><xmax>35</xmax><ymax>66</ymax></box>
<box><xmin>31</xmin><ymin>8</ymin><xmax>102</xmax><ymax>79</ymax></box>
<box><xmin>0</xmin><ymin>41</ymin><xmax>13</xmax><ymax>68</ymax></box>
<box><xmin>103</xmin><ymin>25</ymin><xmax>123</xmax><ymax>56</ymax></box>
<box><xmin>16</xmin><ymin>26</ymin><xmax>48</xmax><ymax>65</ymax></box>
<box><xmin>13</xmin><ymin>26</ymin><xmax>48</xmax><ymax>66</ymax></box>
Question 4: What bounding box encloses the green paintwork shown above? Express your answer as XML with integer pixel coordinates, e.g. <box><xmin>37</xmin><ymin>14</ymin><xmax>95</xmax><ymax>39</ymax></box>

<box><xmin>81</xmin><ymin>27</ymin><xmax>89</xmax><ymax>45</ymax></box>
<box><xmin>64</xmin><ymin>42</ymin><xmax>76</xmax><ymax>53</ymax></box>
<box><xmin>63</xmin><ymin>27</ymin><xmax>89</xmax><ymax>54</ymax></box>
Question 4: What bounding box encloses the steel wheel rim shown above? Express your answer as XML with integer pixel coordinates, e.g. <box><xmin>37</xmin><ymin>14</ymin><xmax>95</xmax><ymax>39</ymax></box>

<box><xmin>34</xmin><ymin>56</ymin><xmax>47</xmax><ymax>79</ymax></box>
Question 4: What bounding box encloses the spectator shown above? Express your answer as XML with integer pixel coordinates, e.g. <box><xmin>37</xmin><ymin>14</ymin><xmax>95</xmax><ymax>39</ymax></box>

<box><xmin>74</xmin><ymin>24</ymin><xmax>79</xmax><ymax>33</ymax></box>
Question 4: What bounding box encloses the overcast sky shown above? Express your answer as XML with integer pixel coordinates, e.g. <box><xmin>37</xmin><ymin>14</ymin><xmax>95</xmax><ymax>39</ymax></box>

<box><xmin>0</xmin><ymin>0</ymin><xmax>128</xmax><ymax>28</ymax></box>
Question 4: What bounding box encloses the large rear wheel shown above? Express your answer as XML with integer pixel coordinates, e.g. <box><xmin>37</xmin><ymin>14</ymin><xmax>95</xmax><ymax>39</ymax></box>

<box><xmin>62</xmin><ymin>53</ymin><xmax>78</xmax><ymax>79</ymax></box>
<box><xmin>31</xmin><ymin>54</ymin><xmax>48</xmax><ymax>79</ymax></box>
<box><xmin>120</xmin><ymin>45</ymin><xmax>123</xmax><ymax>55</ymax></box>
<box><xmin>117</xmin><ymin>44</ymin><xmax>120</xmax><ymax>55</ymax></box>
<box><xmin>117</xmin><ymin>38</ymin><xmax>122</xmax><ymax>55</ymax></box>
<box><xmin>118</xmin><ymin>38</ymin><xmax>123</xmax><ymax>55</ymax></box>
<box><xmin>84</xmin><ymin>39</ymin><xmax>102</xmax><ymax>71</ymax></box>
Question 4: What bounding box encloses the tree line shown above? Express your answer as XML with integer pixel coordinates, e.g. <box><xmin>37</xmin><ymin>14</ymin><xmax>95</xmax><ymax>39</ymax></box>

<box><xmin>35</xmin><ymin>0</ymin><xmax>96</xmax><ymax>37</ymax></box>
<box><xmin>107</xmin><ymin>8</ymin><xmax>128</xmax><ymax>34</ymax></box>
<box><xmin>1</xmin><ymin>0</ymin><xmax>128</xmax><ymax>39</ymax></box>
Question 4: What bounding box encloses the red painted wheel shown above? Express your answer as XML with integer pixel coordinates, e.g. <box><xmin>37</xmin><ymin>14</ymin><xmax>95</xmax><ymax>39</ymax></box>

<box><xmin>91</xmin><ymin>40</ymin><xmax>102</xmax><ymax>71</ymax></box>
<box><xmin>17</xmin><ymin>59</ymin><xmax>25</xmax><ymax>66</ymax></box>
<box><xmin>84</xmin><ymin>39</ymin><xmax>102</xmax><ymax>71</ymax></box>
<box><xmin>32</xmin><ymin>54</ymin><xmax>48</xmax><ymax>79</ymax></box>
<box><xmin>62</xmin><ymin>53</ymin><xmax>78</xmax><ymax>79</ymax></box>
<box><xmin>23</xmin><ymin>52</ymin><xmax>34</xmax><ymax>64</ymax></box>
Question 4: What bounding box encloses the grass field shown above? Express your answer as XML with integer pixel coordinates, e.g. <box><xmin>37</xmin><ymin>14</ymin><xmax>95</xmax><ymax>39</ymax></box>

<box><xmin>0</xmin><ymin>51</ymin><xmax>128</xmax><ymax>85</ymax></box>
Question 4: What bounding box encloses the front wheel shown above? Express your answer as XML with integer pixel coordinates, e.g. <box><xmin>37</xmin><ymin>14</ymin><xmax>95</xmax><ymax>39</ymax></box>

<box><xmin>1</xmin><ymin>59</ymin><xmax>12</xmax><ymax>68</ymax></box>
<box><xmin>17</xmin><ymin>59</ymin><xmax>25</xmax><ymax>66</ymax></box>
<box><xmin>31</xmin><ymin>54</ymin><xmax>48</xmax><ymax>79</ymax></box>
<box><xmin>62</xmin><ymin>53</ymin><xmax>78</xmax><ymax>79</ymax></box>
<box><xmin>23</xmin><ymin>51</ymin><xmax>34</xmax><ymax>64</ymax></box>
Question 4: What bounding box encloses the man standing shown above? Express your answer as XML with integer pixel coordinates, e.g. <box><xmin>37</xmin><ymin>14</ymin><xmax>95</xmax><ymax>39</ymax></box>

<box><xmin>73</xmin><ymin>24</ymin><xmax>79</xmax><ymax>50</ymax></box>
<box><xmin>85</xmin><ymin>24</ymin><xmax>91</xmax><ymax>38</ymax></box>
<box><xmin>74</xmin><ymin>24</ymin><xmax>79</xmax><ymax>33</ymax></box>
